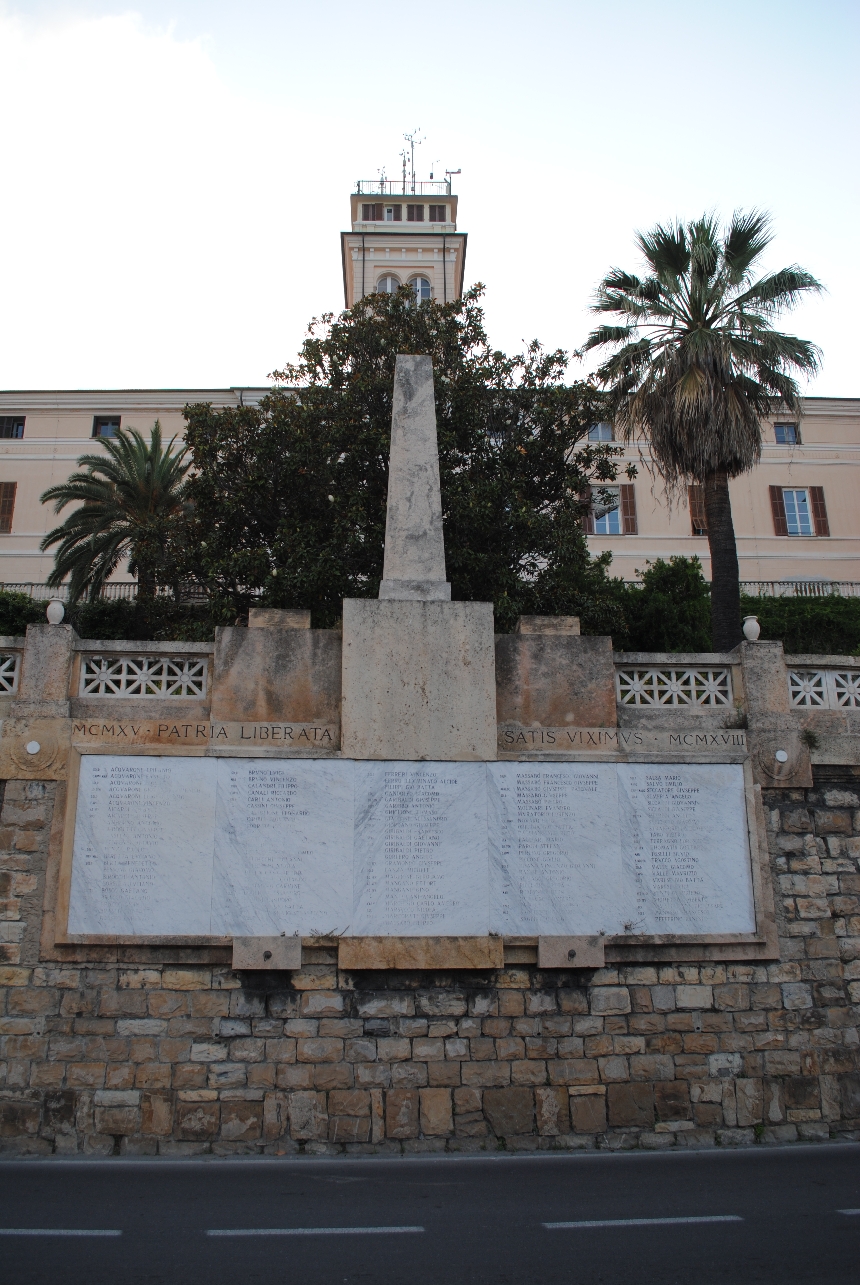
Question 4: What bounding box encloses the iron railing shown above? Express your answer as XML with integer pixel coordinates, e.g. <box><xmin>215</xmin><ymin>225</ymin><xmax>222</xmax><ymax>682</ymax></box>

<box><xmin>354</xmin><ymin>179</ymin><xmax>452</xmax><ymax>196</ymax></box>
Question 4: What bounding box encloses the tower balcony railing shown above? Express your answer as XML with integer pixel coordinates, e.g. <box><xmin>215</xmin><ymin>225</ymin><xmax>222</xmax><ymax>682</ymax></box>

<box><xmin>354</xmin><ymin>179</ymin><xmax>453</xmax><ymax>196</ymax></box>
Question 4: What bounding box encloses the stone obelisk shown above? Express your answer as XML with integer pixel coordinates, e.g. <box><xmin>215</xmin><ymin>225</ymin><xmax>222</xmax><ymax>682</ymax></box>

<box><xmin>378</xmin><ymin>355</ymin><xmax>450</xmax><ymax>601</ymax></box>
<box><xmin>341</xmin><ymin>354</ymin><xmax>496</xmax><ymax>760</ymax></box>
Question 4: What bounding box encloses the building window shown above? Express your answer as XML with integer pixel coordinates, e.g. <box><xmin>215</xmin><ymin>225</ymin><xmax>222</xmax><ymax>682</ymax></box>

<box><xmin>770</xmin><ymin>486</ymin><xmax>830</xmax><ymax>537</ymax></box>
<box><xmin>583</xmin><ymin>483</ymin><xmax>637</xmax><ymax>535</ymax></box>
<box><xmin>428</xmin><ymin>205</ymin><xmax>447</xmax><ymax>222</ymax></box>
<box><xmin>385</xmin><ymin>205</ymin><xmax>402</xmax><ymax>221</ymax></box>
<box><xmin>93</xmin><ymin>416</ymin><xmax>121</xmax><ymax>438</ymax></box>
<box><xmin>588</xmin><ymin>422</ymin><xmax>614</xmax><ymax>442</ymax></box>
<box><xmin>593</xmin><ymin>488</ymin><xmax>622</xmax><ymax>534</ymax></box>
<box><xmin>0</xmin><ymin>482</ymin><xmax>16</xmax><ymax>533</ymax></box>
<box><xmin>377</xmin><ymin>275</ymin><xmax>401</xmax><ymax>294</ymax></box>
<box><xmin>0</xmin><ymin>417</ymin><xmax>25</xmax><ymax>439</ymax></box>
<box><xmin>407</xmin><ymin>204</ymin><xmax>425</xmax><ymax>222</ymax></box>
<box><xmin>774</xmin><ymin>422</ymin><xmax>799</xmax><ymax>445</ymax></box>
<box><xmin>411</xmin><ymin>276</ymin><xmax>432</xmax><ymax>303</ymax></box>
<box><xmin>362</xmin><ymin>203</ymin><xmax>380</xmax><ymax>220</ymax></box>
<box><xmin>688</xmin><ymin>484</ymin><xmax>707</xmax><ymax>535</ymax></box>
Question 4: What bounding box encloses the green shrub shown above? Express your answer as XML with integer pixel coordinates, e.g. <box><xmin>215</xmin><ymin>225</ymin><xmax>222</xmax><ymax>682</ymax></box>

<box><xmin>740</xmin><ymin>595</ymin><xmax>860</xmax><ymax>656</ymax></box>
<box><xmin>0</xmin><ymin>590</ymin><xmax>50</xmax><ymax>636</ymax></box>
<box><xmin>611</xmin><ymin>557</ymin><xmax>712</xmax><ymax>652</ymax></box>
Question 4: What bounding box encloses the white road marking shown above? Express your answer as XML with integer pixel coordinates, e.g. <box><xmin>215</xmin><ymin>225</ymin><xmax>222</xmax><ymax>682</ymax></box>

<box><xmin>207</xmin><ymin>1226</ymin><xmax>425</xmax><ymax>1237</ymax></box>
<box><xmin>837</xmin><ymin>1209</ymin><xmax>860</xmax><ymax>1215</ymax></box>
<box><xmin>0</xmin><ymin>1229</ymin><xmax>122</xmax><ymax>1237</ymax></box>
<box><xmin>544</xmin><ymin>1216</ymin><xmax>744</xmax><ymax>1229</ymax></box>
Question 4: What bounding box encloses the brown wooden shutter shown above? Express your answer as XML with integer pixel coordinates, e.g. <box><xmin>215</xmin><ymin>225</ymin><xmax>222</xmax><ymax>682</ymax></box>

<box><xmin>810</xmin><ymin>486</ymin><xmax>830</xmax><ymax>536</ymax></box>
<box><xmin>579</xmin><ymin>486</ymin><xmax>594</xmax><ymax>534</ymax></box>
<box><xmin>620</xmin><ymin>483</ymin><xmax>637</xmax><ymax>534</ymax></box>
<box><xmin>392</xmin><ymin>205</ymin><xmax>402</xmax><ymax>221</ymax></box>
<box><xmin>373</xmin><ymin>203</ymin><xmax>384</xmax><ymax>220</ymax></box>
<box><xmin>688</xmin><ymin>484</ymin><xmax>707</xmax><ymax>535</ymax></box>
<box><xmin>769</xmin><ymin>485</ymin><xmax>788</xmax><ymax>536</ymax></box>
<box><xmin>0</xmin><ymin>482</ymin><xmax>16</xmax><ymax>534</ymax></box>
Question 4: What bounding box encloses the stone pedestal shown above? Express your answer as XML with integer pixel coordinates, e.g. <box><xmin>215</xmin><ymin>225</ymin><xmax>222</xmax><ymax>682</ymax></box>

<box><xmin>341</xmin><ymin>599</ymin><xmax>496</xmax><ymax>760</ymax></box>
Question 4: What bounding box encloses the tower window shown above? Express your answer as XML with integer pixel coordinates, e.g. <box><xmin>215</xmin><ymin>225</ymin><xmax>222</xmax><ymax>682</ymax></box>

<box><xmin>411</xmin><ymin>276</ymin><xmax>432</xmax><ymax>303</ymax></box>
<box><xmin>428</xmin><ymin>205</ymin><xmax>447</xmax><ymax>222</ymax></box>
<box><xmin>0</xmin><ymin>417</ymin><xmax>25</xmax><ymax>439</ymax></box>
<box><xmin>93</xmin><ymin>416</ymin><xmax>121</xmax><ymax>438</ymax></box>
<box><xmin>362</xmin><ymin>203</ymin><xmax>383</xmax><ymax>220</ymax></box>
<box><xmin>407</xmin><ymin>205</ymin><xmax>425</xmax><ymax>222</ymax></box>
<box><xmin>385</xmin><ymin>205</ymin><xmax>402</xmax><ymax>221</ymax></box>
<box><xmin>377</xmin><ymin>275</ymin><xmax>401</xmax><ymax>294</ymax></box>
<box><xmin>774</xmin><ymin>422</ymin><xmax>799</xmax><ymax>445</ymax></box>
<box><xmin>588</xmin><ymin>422</ymin><xmax>614</xmax><ymax>442</ymax></box>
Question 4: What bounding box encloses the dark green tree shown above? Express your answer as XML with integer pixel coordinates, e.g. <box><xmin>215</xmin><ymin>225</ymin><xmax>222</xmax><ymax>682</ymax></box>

<box><xmin>182</xmin><ymin>285</ymin><xmax>632</xmax><ymax>632</ymax></box>
<box><xmin>582</xmin><ymin>212</ymin><xmax>822</xmax><ymax>650</ymax></box>
<box><xmin>40</xmin><ymin>421</ymin><xmax>191</xmax><ymax>604</ymax></box>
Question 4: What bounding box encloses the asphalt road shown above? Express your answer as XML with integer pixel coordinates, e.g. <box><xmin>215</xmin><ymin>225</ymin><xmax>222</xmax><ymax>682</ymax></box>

<box><xmin>1</xmin><ymin>1144</ymin><xmax>859</xmax><ymax>1285</ymax></box>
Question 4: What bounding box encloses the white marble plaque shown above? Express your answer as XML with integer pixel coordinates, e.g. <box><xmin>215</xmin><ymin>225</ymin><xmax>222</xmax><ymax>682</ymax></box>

<box><xmin>351</xmin><ymin>761</ymin><xmax>489</xmax><ymax>935</ymax></box>
<box><xmin>211</xmin><ymin>759</ymin><xmax>353</xmax><ymax>936</ymax></box>
<box><xmin>68</xmin><ymin>755</ymin><xmax>216</xmax><ymax>935</ymax></box>
<box><xmin>67</xmin><ymin>756</ymin><xmax>757</xmax><ymax>940</ymax></box>
<box><xmin>616</xmin><ymin>763</ymin><xmax>755</xmax><ymax>935</ymax></box>
<box><xmin>488</xmin><ymin>762</ymin><xmax>623</xmax><ymax>934</ymax></box>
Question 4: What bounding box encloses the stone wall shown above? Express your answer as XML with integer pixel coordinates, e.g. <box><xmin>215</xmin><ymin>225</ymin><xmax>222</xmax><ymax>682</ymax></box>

<box><xmin>2</xmin><ymin>769</ymin><xmax>859</xmax><ymax>1155</ymax></box>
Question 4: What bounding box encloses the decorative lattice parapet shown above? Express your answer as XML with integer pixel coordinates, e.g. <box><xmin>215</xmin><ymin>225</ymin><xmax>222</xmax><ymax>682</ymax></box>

<box><xmin>0</xmin><ymin>647</ymin><xmax>22</xmax><ymax>694</ymax></box>
<box><xmin>787</xmin><ymin>660</ymin><xmax>860</xmax><ymax>710</ymax></box>
<box><xmin>615</xmin><ymin>664</ymin><xmax>733</xmax><ymax>708</ymax></box>
<box><xmin>79</xmin><ymin>652</ymin><xmax>208</xmax><ymax>699</ymax></box>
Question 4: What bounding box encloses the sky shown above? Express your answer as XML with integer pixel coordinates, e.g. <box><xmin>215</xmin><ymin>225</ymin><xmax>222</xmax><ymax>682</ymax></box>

<box><xmin>1</xmin><ymin>0</ymin><xmax>857</xmax><ymax>394</ymax></box>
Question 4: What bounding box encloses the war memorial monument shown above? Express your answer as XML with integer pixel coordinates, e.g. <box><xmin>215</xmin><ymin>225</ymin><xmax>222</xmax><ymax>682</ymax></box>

<box><xmin>0</xmin><ymin>355</ymin><xmax>858</xmax><ymax>1153</ymax></box>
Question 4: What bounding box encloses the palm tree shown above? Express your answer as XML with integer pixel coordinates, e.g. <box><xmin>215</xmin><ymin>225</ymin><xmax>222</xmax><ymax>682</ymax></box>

<box><xmin>41</xmin><ymin>421</ymin><xmax>191</xmax><ymax>603</ymax></box>
<box><xmin>582</xmin><ymin>211</ymin><xmax>822</xmax><ymax>650</ymax></box>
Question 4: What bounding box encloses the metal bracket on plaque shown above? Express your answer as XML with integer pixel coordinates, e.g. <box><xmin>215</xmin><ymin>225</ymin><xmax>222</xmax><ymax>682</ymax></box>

<box><xmin>232</xmin><ymin>936</ymin><xmax>302</xmax><ymax>970</ymax></box>
<box><xmin>538</xmin><ymin>935</ymin><xmax>605</xmax><ymax>969</ymax></box>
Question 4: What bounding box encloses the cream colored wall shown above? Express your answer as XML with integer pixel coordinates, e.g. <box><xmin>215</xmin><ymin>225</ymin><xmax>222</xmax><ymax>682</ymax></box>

<box><xmin>587</xmin><ymin>399</ymin><xmax>860</xmax><ymax>583</ymax></box>
<box><xmin>0</xmin><ymin>391</ymin><xmax>257</xmax><ymax>585</ymax></box>
<box><xmin>342</xmin><ymin>232</ymin><xmax>465</xmax><ymax>308</ymax></box>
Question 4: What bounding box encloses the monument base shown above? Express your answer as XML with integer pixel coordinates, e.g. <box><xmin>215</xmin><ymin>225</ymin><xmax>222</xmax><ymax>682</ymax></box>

<box><xmin>341</xmin><ymin>599</ymin><xmax>496</xmax><ymax>760</ymax></box>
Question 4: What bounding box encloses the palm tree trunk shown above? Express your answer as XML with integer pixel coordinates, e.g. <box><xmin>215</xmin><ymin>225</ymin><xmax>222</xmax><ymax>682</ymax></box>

<box><xmin>703</xmin><ymin>469</ymin><xmax>742</xmax><ymax>651</ymax></box>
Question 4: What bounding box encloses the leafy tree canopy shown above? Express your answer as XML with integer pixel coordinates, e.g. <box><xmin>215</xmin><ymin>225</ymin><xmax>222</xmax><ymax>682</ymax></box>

<box><xmin>182</xmin><ymin>286</ymin><xmax>632</xmax><ymax>631</ymax></box>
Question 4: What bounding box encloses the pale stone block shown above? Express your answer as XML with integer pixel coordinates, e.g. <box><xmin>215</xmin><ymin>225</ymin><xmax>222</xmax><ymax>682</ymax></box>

<box><xmin>341</xmin><ymin>599</ymin><xmax>496</xmax><ymax>760</ymax></box>
<box><xmin>516</xmin><ymin>616</ymin><xmax>580</xmax><ymax>635</ymax></box>
<box><xmin>211</xmin><ymin>626</ymin><xmax>340</xmax><ymax>726</ymax></box>
<box><xmin>339</xmin><ymin>937</ymin><xmax>504</xmax><ymax>971</ymax></box>
<box><xmin>538</xmin><ymin>936</ymin><xmax>606</xmax><ymax>969</ymax></box>
<box><xmin>248</xmin><ymin>609</ymin><xmax>311</xmax><ymax>629</ymax></box>
<box><xmin>495</xmin><ymin>634</ymin><xmax>615</xmax><ymax>729</ymax></box>
<box><xmin>232</xmin><ymin>937</ymin><xmax>302</xmax><ymax>970</ymax></box>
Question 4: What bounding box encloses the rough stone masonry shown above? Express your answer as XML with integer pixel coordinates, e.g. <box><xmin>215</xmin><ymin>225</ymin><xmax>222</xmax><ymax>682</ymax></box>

<box><xmin>1</xmin><ymin>769</ymin><xmax>858</xmax><ymax>1155</ymax></box>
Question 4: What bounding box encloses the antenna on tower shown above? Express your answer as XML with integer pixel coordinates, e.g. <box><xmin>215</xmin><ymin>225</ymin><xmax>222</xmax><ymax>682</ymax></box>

<box><xmin>429</xmin><ymin>158</ymin><xmax>441</xmax><ymax>180</ymax></box>
<box><xmin>444</xmin><ymin>168</ymin><xmax>461</xmax><ymax>195</ymax></box>
<box><xmin>403</xmin><ymin>128</ymin><xmax>424</xmax><ymax>194</ymax></box>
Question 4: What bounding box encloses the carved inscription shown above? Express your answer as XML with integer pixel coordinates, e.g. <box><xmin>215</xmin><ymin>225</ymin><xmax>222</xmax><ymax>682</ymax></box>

<box><xmin>67</xmin><ymin>757</ymin><xmax>756</xmax><ymax>939</ymax></box>
<box><xmin>497</xmin><ymin>726</ymin><xmax>747</xmax><ymax>753</ymax></box>
<box><xmin>616</xmin><ymin>763</ymin><xmax>755</xmax><ymax>934</ymax></box>
<box><xmin>68</xmin><ymin>756</ymin><xmax>216</xmax><ymax>934</ymax></box>
<box><xmin>489</xmin><ymin>762</ymin><xmax>623</xmax><ymax>934</ymax></box>
<box><xmin>352</xmin><ymin>762</ymin><xmax>488</xmax><ymax>935</ymax></box>
<box><xmin>70</xmin><ymin>721</ymin><xmax>339</xmax><ymax>749</ymax></box>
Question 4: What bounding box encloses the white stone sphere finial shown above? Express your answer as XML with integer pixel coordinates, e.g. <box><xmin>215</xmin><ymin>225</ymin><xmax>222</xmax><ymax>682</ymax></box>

<box><xmin>46</xmin><ymin>599</ymin><xmax>65</xmax><ymax>625</ymax></box>
<box><xmin>742</xmin><ymin>615</ymin><xmax>760</xmax><ymax>642</ymax></box>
